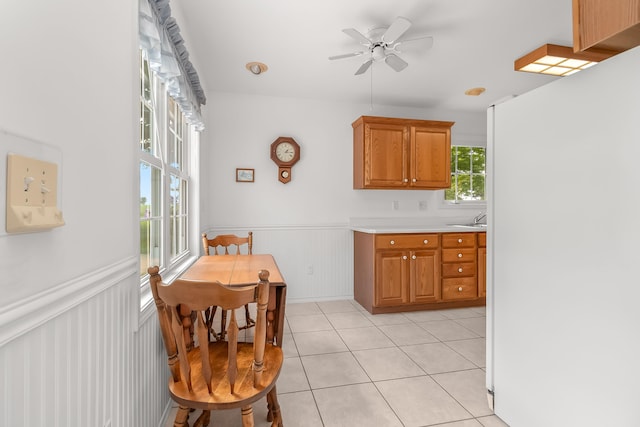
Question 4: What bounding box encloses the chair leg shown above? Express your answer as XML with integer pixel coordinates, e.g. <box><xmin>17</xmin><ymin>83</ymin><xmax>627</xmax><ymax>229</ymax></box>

<box><xmin>267</xmin><ymin>391</ymin><xmax>273</xmax><ymax>422</ymax></box>
<box><xmin>241</xmin><ymin>405</ymin><xmax>255</xmax><ymax>427</ymax></box>
<box><xmin>205</xmin><ymin>306</ymin><xmax>220</xmax><ymax>342</ymax></box>
<box><xmin>192</xmin><ymin>410</ymin><xmax>211</xmax><ymax>427</ymax></box>
<box><xmin>267</xmin><ymin>386</ymin><xmax>283</xmax><ymax>427</ymax></box>
<box><xmin>174</xmin><ymin>405</ymin><xmax>190</xmax><ymax>427</ymax></box>
<box><xmin>244</xmin><ymin>304</ymin><xmax>256</xmax><ymax>328</ymax></box>
<box><xmin>220</xmin><ymin>309</ymin><xmax>227</xmax><ymax>341</ymax></box>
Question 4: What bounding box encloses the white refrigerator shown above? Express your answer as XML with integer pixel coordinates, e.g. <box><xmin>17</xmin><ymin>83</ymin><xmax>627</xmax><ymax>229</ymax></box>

<box><xmin>487</xmin><ymin>46</ymin><xmax>640</xmax><ymax>426</ymax></box>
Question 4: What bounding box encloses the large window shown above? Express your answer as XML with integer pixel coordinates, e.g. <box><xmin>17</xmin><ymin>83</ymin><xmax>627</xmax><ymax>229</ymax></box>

<box><xmin>445</xmin><ymin>146</ymin><xmax>486</xmax><ymax>202</ymax></box>
<box><xmin>139</xmin><ymin>52</ymin><xmax>193</xmax><ymax>281</ymax></box>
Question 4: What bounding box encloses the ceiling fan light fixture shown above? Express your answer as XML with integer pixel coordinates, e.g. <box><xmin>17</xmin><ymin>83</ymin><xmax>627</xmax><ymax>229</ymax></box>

<box><xmin>514</xmin><ymin>44</ymin><xmax>615</xmax><ymax>76</ymax></box>
<box><xmin>371</xmin><ymin>45</ymin><xmax>386</xmax><ymax>61</ymax></box>
<box><xmin>329</xmin><ymin>16</ymin><xmax>433</xmax><ymax>76</ymax></box>
<box><xmin>246</xmin><ymin>62</ymin><xmax>268</xmax><ymax>75</ymax></box>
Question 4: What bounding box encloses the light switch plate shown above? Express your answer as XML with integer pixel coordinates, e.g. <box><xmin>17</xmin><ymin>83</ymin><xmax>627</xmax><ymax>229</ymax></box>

<box><xmin>6</xmin><ymin>153</ymin><xmax>65</xmax><ymax>233</ymax></box>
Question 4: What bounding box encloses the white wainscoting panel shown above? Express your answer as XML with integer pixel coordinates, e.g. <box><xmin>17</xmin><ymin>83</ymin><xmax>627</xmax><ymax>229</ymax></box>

<box><xmin>134</xmin><ymin>312</ymin><xmax>172</xmax><ymax>427</ymax></box>
<box><xmin>204</xmin><ymin>224</ymin><xmax>354</xmax><ymax>302</ymax></box>
<box><xmin>0</xmin><ymin>274</ymin><xmax>137</xmax><ymax>427</ymax></box>
<box><xmin>0</xmin><ymin>257</ymin><xmax>177</xmax><ymax>427</ymax></box>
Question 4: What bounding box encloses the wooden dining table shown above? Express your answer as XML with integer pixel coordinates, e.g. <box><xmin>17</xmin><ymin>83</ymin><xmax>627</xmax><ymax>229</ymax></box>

<box><xmin>180</xmin><ymin>254</ymin><xmax>287</xmax><ymax>348</ymax></box>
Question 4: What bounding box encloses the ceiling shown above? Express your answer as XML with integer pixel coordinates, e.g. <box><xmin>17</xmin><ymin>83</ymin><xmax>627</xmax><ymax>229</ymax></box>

<box><xmin>173</xmin><ymin>0</ymin><xmax>576</xmax><ymax>112</ymax></box>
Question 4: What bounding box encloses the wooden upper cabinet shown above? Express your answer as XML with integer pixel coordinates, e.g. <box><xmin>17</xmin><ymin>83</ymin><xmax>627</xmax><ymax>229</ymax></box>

<box><xmin>353</xmin><ymin>116</ymin><xmax>454</xmax><ymax>190</ymax></box>
<box><xmin>361</xmin><ymin>121</ymin><xmax>408</xmax><ymax>188</ymax></box>
<box><xmin>573</xmin><ymin>0</ymin><xmax>640</xmax><ymax>52</ymax></box>
<box><xmin>411</xmin><ymin>125</ymin><xmax>451</xmax><ymax>188</ymax></box>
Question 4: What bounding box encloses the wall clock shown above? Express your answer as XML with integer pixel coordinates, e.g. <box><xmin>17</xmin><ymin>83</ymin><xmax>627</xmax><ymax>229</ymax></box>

<box><xmin>270</xmin><ymin>136</ymin><xmax>300</xmax><ymax>183</ymax></box>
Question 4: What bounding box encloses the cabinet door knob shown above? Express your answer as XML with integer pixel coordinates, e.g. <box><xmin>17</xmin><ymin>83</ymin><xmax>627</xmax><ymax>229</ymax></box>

<box><xmin>412</xmin><ymin>255</ymin><xmax>417</xmax><ymax>260</ymax></box>
<box><xmin>458</xmin><ymin>238</ymin><xmax>463</xmax><ymax>243</ymax></box>
<box><xmin>403</xmin><ymin>178</ymin><xmax>408</xmax><ymax>183</ymax></box>
<box><xmin>423</xmin><ymin>239</ymin><xmax>428</xmax><ymax>244</ymax></box>
<box><xmin>458</xmin><ymin>267</ymin><xmax>463</xmax><ymax>273</ymax></box>
<box><xmin>402</xmin><ymin>255</ymin><xmax>407</xmax><ymax>260</ymax></box>
<box><xmin>458</xmin><ymin>253</ymin><xmax>463</xmax><ymax>258</ymax></box>
<box><xmin>390</xmin><ymin>240</ymin><xmax>395</xmax><ymax>245</ymax></box>
<box><xmin>412</xmin><ymin>178</ymin><xmax>417</xmax><ymax>183</ymax></box>
<box><xmin>458</xmin><ymin>286</ymin><xmax>463</xmax><ymax>292</ymax></box>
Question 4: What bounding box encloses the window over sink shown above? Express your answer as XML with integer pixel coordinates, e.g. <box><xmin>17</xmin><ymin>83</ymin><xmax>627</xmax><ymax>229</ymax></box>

<box><xmin>445</xmin><ymin>146</ymin><xmax>486</xmax><ymax>203</ymax></box>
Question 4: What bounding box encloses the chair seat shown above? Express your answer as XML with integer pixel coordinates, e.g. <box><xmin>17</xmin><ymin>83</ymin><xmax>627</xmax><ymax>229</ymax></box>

<box><xmin>168</xmin><ymin>341</ymin><xmax>283</xmax><ymax>411</ymax></box>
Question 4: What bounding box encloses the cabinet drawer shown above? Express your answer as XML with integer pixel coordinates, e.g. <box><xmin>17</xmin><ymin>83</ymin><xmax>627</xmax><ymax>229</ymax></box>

<box><xmin>442</xmin><ymin>262</ymin><xmax>476</xmax><ymax>278</ymax></box>
<box><xmin>442</xmin><ymin>277</ymin><xmax>478</xmax><ymax>300</ymax></box>
<box><xmin>478</xmin><ymin>233</ymin><xmax>486</xmax><ymax>247</ymax></box>
<box><xmin>442</xmin><ymin>248</ymin><xmax>477</xmax><ymax>263</ymax></box>
<box><xmin>442</xmin><ymin>233</ymin><xmax>476</xmax><ymax>248</ymax></box>
<box><xmin>375</xmin><ymin>234</ymin><xmax>439</xmax><ymax>250</ymax></box>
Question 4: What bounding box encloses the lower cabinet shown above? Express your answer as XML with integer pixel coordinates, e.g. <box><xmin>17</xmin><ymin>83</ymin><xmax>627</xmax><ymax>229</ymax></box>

<box><xmin>441</xmin><ymin>233</ymin><xmax>478</xmax><ymax>300</ymax></box>
<box><xmin>375</xmin><ymin>248</ymin><xmax>440</xmax><ymax>307</ymax></box>
<box><xmin>354</xmin><ymin>230</ymin><xmax>486</xmax><ymax>314</ymax></box>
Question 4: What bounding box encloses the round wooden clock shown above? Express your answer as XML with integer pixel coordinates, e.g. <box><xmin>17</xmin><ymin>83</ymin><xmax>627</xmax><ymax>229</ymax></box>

<box><xmin>270</xmin><ymin>136</ymin><xmax>300</xmax><ymax>183</ymax></box>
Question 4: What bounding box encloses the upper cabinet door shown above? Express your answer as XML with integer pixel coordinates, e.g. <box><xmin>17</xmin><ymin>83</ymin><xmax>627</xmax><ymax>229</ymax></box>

<box><xmin>363</xmin><ymin>122</ymin><xmax>408</xmax><ymax>188</ymax></box>
<box><xmin>411</xmin><ymin>125</ymin><xmax>451</xmax><ymax>188</ymax></box>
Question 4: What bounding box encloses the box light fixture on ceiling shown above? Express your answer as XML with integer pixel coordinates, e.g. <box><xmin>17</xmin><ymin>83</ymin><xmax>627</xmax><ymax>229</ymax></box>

<box><xmin>514</xmin><ymin>44</ymin><xmax>616</xmax><ymax>76</ymax></box>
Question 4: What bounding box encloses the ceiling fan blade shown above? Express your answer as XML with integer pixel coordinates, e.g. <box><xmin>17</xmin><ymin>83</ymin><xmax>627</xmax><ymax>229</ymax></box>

<box><xmin>329</xmin><ymin>51</ymin><xmax>365</xmax><ymax>60</ymax></box>
<box><xmin>342</xmin><ymin>28</ymin><xmax>372</xmax><ymax>45</ymax></box>
<box><xmin>355</xmin><ymin>59</ymin><xmax>373</xmax><ymax>75</ymax></box>
<box><xmin>394</xmin><ymin>36</ymin><xmax>434</xmax><ymax>53</ymax></box>
<box><xmin>382</xmin><ymin>16</ymin><xmax>411</xmax><ymax>44</ymax></box>
<box><xmin>385</xmin><ymin>54</ymin><xmax>408</xmax><ymax>72</ymax></box>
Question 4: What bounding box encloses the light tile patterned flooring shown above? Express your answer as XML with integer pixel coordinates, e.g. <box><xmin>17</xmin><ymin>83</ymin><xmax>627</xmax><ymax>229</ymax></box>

<box><xmin>164</xmin><ymin>300</ymin><xmax>509</xmax><ymax>427</ymax></box>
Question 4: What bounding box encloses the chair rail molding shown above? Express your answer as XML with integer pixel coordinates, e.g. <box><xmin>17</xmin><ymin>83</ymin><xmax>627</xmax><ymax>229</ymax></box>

<box><xmin>0</xmin><ymin>255</ymin><xmax>137</xmax><ymax>347</ymax></box>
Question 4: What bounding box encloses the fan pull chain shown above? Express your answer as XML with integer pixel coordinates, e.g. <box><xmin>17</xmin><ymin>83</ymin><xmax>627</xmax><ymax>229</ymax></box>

<box><xmin>369</xmin><ymin>63</ymin><xmax>373</xmax><ymax>111</ymax></box>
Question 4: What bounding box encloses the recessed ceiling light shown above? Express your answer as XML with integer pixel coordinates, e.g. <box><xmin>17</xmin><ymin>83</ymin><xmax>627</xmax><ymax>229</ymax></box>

<box><xmin>465</xmin><ymin>87</ymin><xmax>486</xmax><ymax>96</ymax></box>
<box><xmin>246</xmin><ymin>62</ymin><xmax>268</xmax><ymax>75</ymax></box>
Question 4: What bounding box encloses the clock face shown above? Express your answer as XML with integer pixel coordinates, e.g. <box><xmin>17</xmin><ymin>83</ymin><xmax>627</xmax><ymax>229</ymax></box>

<box><xmin>275</xmin><ymin>142</ymin><xmax>296</xmax><ymax>162</ymax></box>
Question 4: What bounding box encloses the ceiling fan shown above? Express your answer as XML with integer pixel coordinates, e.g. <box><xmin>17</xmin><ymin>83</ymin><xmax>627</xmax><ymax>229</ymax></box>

<box><xmin>329</xmin><ymin>16</ymin><xmax>434</xmax><ymax>75</ymax></box>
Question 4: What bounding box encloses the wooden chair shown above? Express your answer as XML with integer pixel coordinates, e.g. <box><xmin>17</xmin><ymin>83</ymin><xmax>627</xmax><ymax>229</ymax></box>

<box><xmin>149</xmin><ymin>266</ymin><xmax>284</xmax><ymax>427</ymax></box>
<box><xmin>202</xmin><ymin>232</ymin><xmax>253</xmax><ymax>256</ymax></box>
<box><xmin>202</xmin><ymin>232</ymin><xmax>255</xmax><ymax>340</ymax></box>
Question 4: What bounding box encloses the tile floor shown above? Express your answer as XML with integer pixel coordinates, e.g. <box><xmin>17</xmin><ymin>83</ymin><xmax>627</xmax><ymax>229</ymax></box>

<box><xmin>164</xmin><ymin>300</ymin><xmax>509</xmax><ymax>427</ymax></box>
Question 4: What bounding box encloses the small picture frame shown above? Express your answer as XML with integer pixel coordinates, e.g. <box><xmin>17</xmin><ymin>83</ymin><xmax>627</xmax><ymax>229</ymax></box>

<box><xmin>236</xmin><ymin>168</ymin><xmax>255</xmax><ymax>182</ymax></box>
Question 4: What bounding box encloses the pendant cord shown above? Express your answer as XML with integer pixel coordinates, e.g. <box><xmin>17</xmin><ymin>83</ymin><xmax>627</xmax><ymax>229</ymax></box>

<box><xmin>369</xmin><ymin>63</ymin><xmax>373</xmax><ymax>111</ymax></box>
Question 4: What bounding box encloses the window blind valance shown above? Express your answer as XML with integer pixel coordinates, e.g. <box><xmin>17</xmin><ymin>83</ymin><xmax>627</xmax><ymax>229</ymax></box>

<box><xmin>139</xmin><ymin>0</ymin><xmax>206</xmax><ymax>130</ymax></box>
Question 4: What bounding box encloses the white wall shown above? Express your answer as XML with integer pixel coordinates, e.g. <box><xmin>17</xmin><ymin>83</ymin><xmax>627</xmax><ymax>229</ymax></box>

<box><xmin>0</xmin><ymin>0</ymin><xmax>138</xmax><ymax>306</ymax></box>
<box><xmin>203</xmin><ymin>92</ymin><xmax>486</xmax><ymax>227</ymax></box>
<box><xmin>489</xmin><ymin>46</ymin><xmax>640</xmax><ymax>426</ymax></box>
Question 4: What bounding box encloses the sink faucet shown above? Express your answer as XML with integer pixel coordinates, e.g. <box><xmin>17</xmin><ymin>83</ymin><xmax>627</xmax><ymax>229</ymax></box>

<box><xmin>473</xmin><ymin>212</ymin><xmax>487</xmax><ymax>224</ymax></box>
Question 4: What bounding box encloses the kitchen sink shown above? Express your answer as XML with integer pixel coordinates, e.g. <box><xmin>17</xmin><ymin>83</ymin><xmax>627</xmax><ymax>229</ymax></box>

<box><xmin>449</xmin><ymin>223</ymin><xmax>487</xmax><ymax>229</ymax></box>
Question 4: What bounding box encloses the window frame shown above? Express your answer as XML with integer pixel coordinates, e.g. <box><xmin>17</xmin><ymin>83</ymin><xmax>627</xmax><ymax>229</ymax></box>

<box><xmin>442</xmin><ymin>143</ymin><xmax>487</xmax><ymax>208</ymax></box>
<box><xmin>138</xmin><ymin>51</ymin><xmax>200</xmax><ymax>315</ymax></box>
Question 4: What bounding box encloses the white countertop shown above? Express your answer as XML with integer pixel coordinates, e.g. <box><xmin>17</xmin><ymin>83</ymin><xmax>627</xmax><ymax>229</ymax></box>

<box><xmin>348</xmin><ymin>217</ymin><xmax>487</xmax><ymax>234</ymax></box>
<box><xmin>351</xmin><ymin>224</ymin><xmax>486</xmax><ymax>233</ymax></box>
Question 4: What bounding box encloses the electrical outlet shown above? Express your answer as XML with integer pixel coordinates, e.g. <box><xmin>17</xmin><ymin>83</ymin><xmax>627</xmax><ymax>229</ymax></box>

<box><xmin>6</xmin><ymin>153</ymin><xmax>64</xmax><ymax>233</ymax></box>
<box><xmin>306</xmin><ymin>265</ymin><xmax>314</xmax><ymax>275</ymax></box>
<box><xmin>392</xmin><ymin>200</ymin><xmax>399</xmax><ymax>210</ymax></box>
<box><xmin>418</xmin><ymin>200</ymin><xmax>428</xmax><ymax>211</ymax></box>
